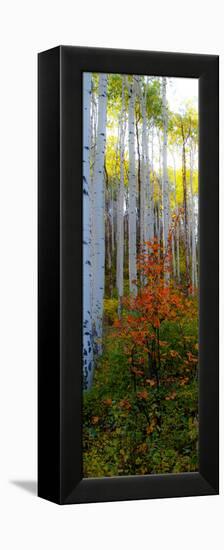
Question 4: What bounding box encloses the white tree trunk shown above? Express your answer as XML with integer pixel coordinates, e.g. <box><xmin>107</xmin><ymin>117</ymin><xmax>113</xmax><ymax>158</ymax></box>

<box><xmin>137</xmin><ymin>79</ymin><xmax>154</xmax><ymax>251</ymax></box>
<box><xmin>150</xmin><ymin>123</ymin><xmax>155</xmax><ymax>241</ymax></box>
<box><xmin>162</xmin><ymin>78</ymin><xmax>170</xmax><ymax>282</ymax></box>
<box><xmin>92</xmin><ymin>73</ymin><xmax>107</xmax><ymax>354</ymax></box>
<box><xmin>162</xmin><ymin>77</ymin><xmax>169</xmax><ymax>254</ymax></box>
<box><xmin>111</xmin><ymin>185</ymin><xmax>115</xmax><ymax>254</ymax></box>
<box><xmin>157</xmin><ymin>129</ymin><xmax>162</xmax><ymax>251</ymax></box>
<box><xmin>172</xmin><ymin>153</ymin><xmax>180</xmax><ymax>283</ymax></box>
<box><xmin>190</xmin><ymin>146</ymin><xmax>197</xmax><ymax>292</ymax></box>
<box><xmin>172</xmin><ymin>233</ymin><xmax>176</xmax><ymax>277</ymax></box>
<box><xmin>128</xmin><ymin>78</ymin><xmax>137</xmax><ymax>295</ymax></box>
<box><xmin>90</xmin><ymin>91</ymin><xmax>97</xmax><ymax>183</ymax></box>
<box><xmin>141</xmin><ymin>89</ymin><xmax>153</xmax><ymax>246</ymax></box>
<box><xmin>116</xmin><ymin>77</ymin><xmax>126</xmax><ymax>311</ymax></box>
<box><xmin>140</xmin><ymin>124</ymin><xmax>145</xmax><ymax>249</ymax></box>
<box><xmin>83</xmin><ymin>72</ymin><xmax>93</xmax><ymax>389</ymax></box>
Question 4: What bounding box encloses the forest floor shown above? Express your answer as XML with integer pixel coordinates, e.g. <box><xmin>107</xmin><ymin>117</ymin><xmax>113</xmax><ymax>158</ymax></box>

<box><xmin>83</xmin><ymin>306</ymin><xmax>199</xmax><ymax>477</ymax></box>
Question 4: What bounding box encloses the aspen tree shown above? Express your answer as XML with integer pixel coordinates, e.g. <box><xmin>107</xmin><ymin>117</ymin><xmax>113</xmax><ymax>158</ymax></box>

<box><xmin>128</xmin><ymin>77</ymin><xmax>137</xmax><ymax>295</ymax></box>
<box><xmin>92</xmin><ymin>73</ymin><xmax>108</xmax><ymax>353</ymax></box>
<box><xmin>116</xmin><ymin>76</ymin><xmax>126</xmax><ymax>313</ymax></box>
<box><xmin>83</xmin><ymin>73</ymin><xmax>93</xmax><ymax>389</ymax></box>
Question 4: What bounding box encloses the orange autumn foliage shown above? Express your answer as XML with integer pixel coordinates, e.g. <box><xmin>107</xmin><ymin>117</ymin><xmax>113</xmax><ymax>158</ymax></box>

<box><xmin>114</xmin><ymin>240</ymin><xmax>187</xmax><ymax>345</ymax></box>
<box><xmin>112</xmin><ymin>240</ymin><xmax>197</xmax><ymax>383</ymax></box>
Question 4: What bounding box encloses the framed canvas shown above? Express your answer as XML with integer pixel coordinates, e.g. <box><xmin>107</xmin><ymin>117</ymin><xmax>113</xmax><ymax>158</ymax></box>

<box><xmin>38</xmin><ymin>46</ymin><xmax>219</xmax><ymax>504</ymax></box>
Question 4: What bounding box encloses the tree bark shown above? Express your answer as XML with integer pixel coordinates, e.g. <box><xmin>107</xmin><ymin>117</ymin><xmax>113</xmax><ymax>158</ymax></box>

<box><xmin>141</xmin><ymin>86</ymin><xmax>153</xmax><ymax>246</ymax></box>
<box><xmin>190</xmin><ymin>145</ymin><xmax>197</xmax><ymax>292</ymax></box>
<box><xmin>162</xmin><ymin>78</ymin><xmax>170</xmax><ymax>280</ymax></box>
<box><xmin>181</xmin><ymin>122</ymin><xmax>190</xmax><ymax>291</ymax></box>
<box><xmin>92</xmin><ymin>73</ymin><xmax>108</xmax><ymax>354</ymax></box>
<box><xmin>116</xmin><ymin>76</ymin><xmax>126</xmax><ymax>313</ymax></box>
<box><xmin>83</xmin><ymin>72</ymin><xmax>93</xmax><ymax>389</ymax></box>
<box><xmin>128</xmin><ymin>77</ymin><xmax>137</xmax><ymax>295</ymax></box>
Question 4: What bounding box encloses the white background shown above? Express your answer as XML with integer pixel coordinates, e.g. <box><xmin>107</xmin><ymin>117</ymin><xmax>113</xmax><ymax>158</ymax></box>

<box><xmin>0</xmin><ymin>1</ymin><xmax>223</xmax><ymax>548</ymax></box>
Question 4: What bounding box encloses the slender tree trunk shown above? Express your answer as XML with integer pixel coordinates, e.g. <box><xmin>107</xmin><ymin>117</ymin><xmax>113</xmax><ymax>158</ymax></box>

<box><xmin>171</xmin><ymin>233</ymin><xmax>176</xmax><ymax>277</ymax></box>
<box><xmin>111</xmin><ymin>185</ymin><xmax>115</xmax><ymax>254</ymax></box>
<box><xmin>157</xmin><ymin>129</ymin><xmax>162</xmax><ymax>252</ymax></box>
<box><xmin>128</xmin><ymin>77</ymin><xmax>137</xmax><ymax>295</ymax></box>
<box><xmin>116</xmin><ymin>77</ymin><xmax>126</xmax><ymax>314</ymax></box>
<box><xmin>176</xmin><ymin>221</ymin><xmax>180</xmax><ymax>284</ymax></box>
<box><xmin>92</xmin><ymin>73</ymin><xmax>108</xmax><ymax>353</ymax></box>
<box><xmin>83</xmin><ymin>73</ymin><xmax>93</xmax><ymax>389</ymax></box>
<box><xmin>162</xmin><ymin>78</ymin><xmax>170</xmax><ymax>280</ymax></box>
<box><xmin>135</xmin><ymin>114</ymin><xmax>141</xmax><ymax>248</ymax></box>
<box><xmin>181</xmin><ymin>126</ymin><xmax>190</xmax><ymax>290</ymax></box>
<box><xmin>190</xmin><ymin>146</ymin><xmax>197</xmax><ymax>292</ymax></box>
<box><xmin>173</xmin><ymin>154</ymin><xmax>180</xmax><ymax>283</ymax></box>
<box><xmin>150</xmin><ymin>123</ymin><xmax>155</xmax><ymax>241</ymax></box>
<box><xmin>141</xmin><ymin>91</ymin><xmax>153</xmax><ymax>245</ymax></box>
<box><xmin>157</xmin><ymin>203</ymin><xmax>161</xmax><ymax>245</ymax></box>
<box><xmin>140</xmin><ymin>116</ymin><xmax>145</xmax><ymax>249</ymax></box>
<box><xmin>105</xmin><ymin>168</ymin><xmax>113</xmax><ymax>297</ymax></box>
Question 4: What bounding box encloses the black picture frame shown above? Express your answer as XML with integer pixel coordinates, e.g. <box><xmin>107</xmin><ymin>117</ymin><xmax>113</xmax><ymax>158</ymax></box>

<box><xmin>38</xmin><ymin>45</ymin><xmax>219</xmax><ymax>504</ymax></box>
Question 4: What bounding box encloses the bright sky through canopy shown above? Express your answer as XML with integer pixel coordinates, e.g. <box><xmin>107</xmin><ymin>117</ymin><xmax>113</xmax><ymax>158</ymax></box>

<box><xmin>103</xmin><ymin>74</ymin><xmax>198</xmax><ymax>168</ymax></box>
<box><xmin>167</xmin><ymin>77</ymin><xmax>198</xmax><ymax>112</ymax></box>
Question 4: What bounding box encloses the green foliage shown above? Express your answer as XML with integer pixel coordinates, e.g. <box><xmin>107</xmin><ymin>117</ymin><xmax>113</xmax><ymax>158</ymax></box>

<box><xmin>169</xmin><ymin>105</ymin><xmax>198</xmax><ymax>148</ymax></box>
<box><xmin>84</xmin><ymin>74</ymin><xmax>199</xmax><ymax>478</ymax></box>
<box><xmin>103</xmin><ymin>298</ymin><xmax>118</xmax><ymax>325</ymax></box>
<box><xmin>83</xmin><ymin>307</ymin><xmax>199</xmax><ymax>477</ymax></box>
<box><xmin>146</xmin><ymin>78</ymin><xmax>163</xmax><ymax>125</ymax></box>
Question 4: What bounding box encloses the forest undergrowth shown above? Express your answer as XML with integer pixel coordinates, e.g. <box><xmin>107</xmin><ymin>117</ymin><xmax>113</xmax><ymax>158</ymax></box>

<box><xmin>83</xmin><ymin>243</ymin><xmax>199</xmax><ymax>477</ymax></box>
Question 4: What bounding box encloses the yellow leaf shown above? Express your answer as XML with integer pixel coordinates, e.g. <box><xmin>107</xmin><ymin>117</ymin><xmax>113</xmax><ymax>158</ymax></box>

<box><xmin>91</xmin><ymin>416</ymin><xmax>99</xmax><ymax>424</ymax></box>
<box><xmin>146</xmin><ymin>378</ymin><xmax>156</xmax><ymax>387</ymax></box>
<box><xmin>146</xmin><ymin>419</ymin><xmax>156</xmax><ymax>435</ymax></box>
<box><xmin>138</xmin><ymin>442</ymin><xmax>148</xmax><ymax>453</ymax></box>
